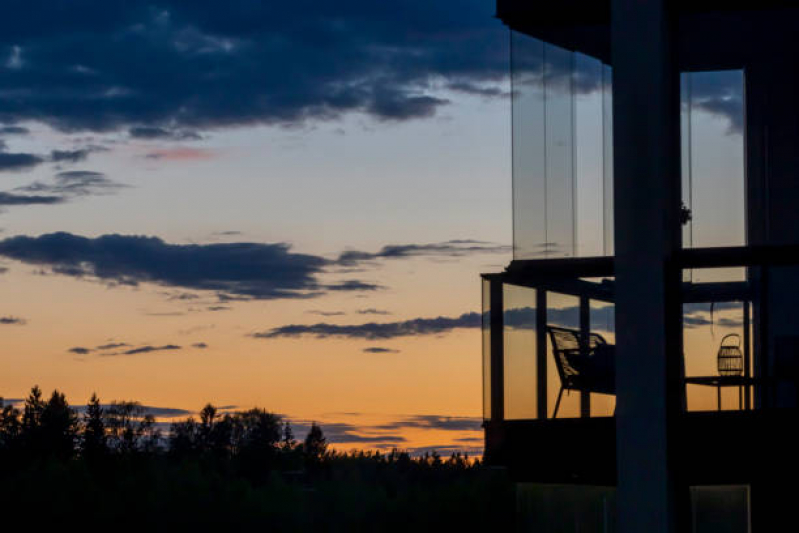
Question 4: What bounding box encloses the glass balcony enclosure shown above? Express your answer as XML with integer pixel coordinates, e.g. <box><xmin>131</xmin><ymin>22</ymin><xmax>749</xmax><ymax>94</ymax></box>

<box><xmin>511</xmin><ymin>32</ymin><xmax>613</xmax><ymax>259</ymax></box>
<box><xmin>511</xmin><ymin>32</ymin><xmax>746</xmax><ymax>260</ymax></box>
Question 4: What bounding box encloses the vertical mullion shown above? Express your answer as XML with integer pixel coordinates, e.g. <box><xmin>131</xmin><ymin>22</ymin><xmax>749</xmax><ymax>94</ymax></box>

<box><xmin>537</xmin><ymin>290</ymin><xmax>548</xmax><ymax>419</ymax></box>
<box><xmin>490</xmin><ymin>279</ymin><xmax>505</xmax><ymax>422</ymax></box>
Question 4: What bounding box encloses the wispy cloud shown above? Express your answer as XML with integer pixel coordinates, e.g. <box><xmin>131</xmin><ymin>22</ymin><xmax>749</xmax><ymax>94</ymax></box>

<box><xmin>129</xmin><ymin>126</ymin><xmax>203</xmax><ymax>141</ymax></box>
<box><xmin>16</xmin><ymin>170</ymin><xmax>128</xmax><ymax>197</ymax></box>
<box><xmin>0</xmin><ymin>316</ymin><xmax>27</xmax><ymax>325</ymax></box>
<box><xmin>337</xmin><ymin>240</ymin><xmax>510</xmax><ymax>266</ymax></box>
<box><xmin>362</xmin><ymin>347</ymin><xmax>400</xmax><ymax>354</ymax></box>
<box><xmin>357</xmin><ymin>308</ymin><xmax>391</xmax><ymax>316</ymax></box>
<box><xmin>111</xmin><ymin>344</ymin><xmax>182</xmax><ymax>356</ymax></box>
<box><xmin>255</xmin><ymin>312</ymin><xmax>481</xmax><ymax>340</ymax></box>
<box><xmin>0</xmin><ymin>191</ymin><xmax>64</xmax><ymax>206</ymax></box>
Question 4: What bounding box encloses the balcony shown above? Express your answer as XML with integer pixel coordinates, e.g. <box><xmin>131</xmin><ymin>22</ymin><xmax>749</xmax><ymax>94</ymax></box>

<box><xmin>482</xmin><ymin>246</ymin><xmax>799</xmax><ymax>485</ymax></box>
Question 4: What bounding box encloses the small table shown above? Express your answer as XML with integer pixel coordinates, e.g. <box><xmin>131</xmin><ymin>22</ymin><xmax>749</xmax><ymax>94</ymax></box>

<box><xmin>684</xmin><ymin>375</ymin><xmax>756</xmax><ymax>411</ymax></box>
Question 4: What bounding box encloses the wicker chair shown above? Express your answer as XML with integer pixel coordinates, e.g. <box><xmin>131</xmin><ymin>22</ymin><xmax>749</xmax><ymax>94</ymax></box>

<box><xmin>547</xmin><ymin>326</ymin><xmax>616</xmax><ymax>417</ymax></box>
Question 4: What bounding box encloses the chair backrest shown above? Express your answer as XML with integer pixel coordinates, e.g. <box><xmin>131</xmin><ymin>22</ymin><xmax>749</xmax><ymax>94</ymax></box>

<box><xmin>547</xmin><ymin>326</ymin><xmax>608</xmax><ymax>388</ymax></box>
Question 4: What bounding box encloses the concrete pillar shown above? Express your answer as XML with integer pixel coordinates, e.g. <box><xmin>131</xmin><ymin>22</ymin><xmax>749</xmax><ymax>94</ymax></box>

<box><xmin>611</xmin><ymin>1</ymin><xmax>685</xmax><ymax>532</ymax></box>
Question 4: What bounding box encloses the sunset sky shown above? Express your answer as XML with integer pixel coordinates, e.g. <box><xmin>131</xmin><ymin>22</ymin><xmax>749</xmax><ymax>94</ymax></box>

<box><xmin>0</xmin><ymin>1</ymin><xmax>748</xmax><ymax>454</ymax></box>
<box><xmin>0</xmin><ymin>0</ymin><xmax>513</xmax><ymax>454</ymax></box>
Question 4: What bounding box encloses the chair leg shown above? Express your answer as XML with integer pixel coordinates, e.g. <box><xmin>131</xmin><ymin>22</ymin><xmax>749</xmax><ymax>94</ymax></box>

<box><xmin>554</xmin><ymin>387</ymin><xmax>564</xmax><ymax>418</ymax></box>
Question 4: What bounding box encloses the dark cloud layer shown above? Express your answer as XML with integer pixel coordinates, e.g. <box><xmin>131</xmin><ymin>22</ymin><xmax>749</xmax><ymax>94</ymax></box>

<box><xmin>0</xmin><ymin>152</ymin><xmax>43</xmax><ymax>171</ymax></box>
<box><xmin>0</xmin><ymin>316</ymin><xmax>26</xmax><ymax>325</ymax></box>
<box><xmin>0</xmin><ymin>232</ymin><xmax>383</xmax><ymax>300</ymax></box>
<box><xmin>0</xmin><ymin>232</ymin><xmax>500</xmax><ymax>300</ymax></box>
<box><xmin>0</xmin><ymin>1</ymin><xmax>507</xmax><ymax>132</ymax></box>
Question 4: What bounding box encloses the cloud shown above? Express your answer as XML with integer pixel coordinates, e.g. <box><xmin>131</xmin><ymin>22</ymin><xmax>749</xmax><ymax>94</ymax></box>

<box><xmin>337</xmin><ymin>240</ymin><xmax>510</xmax><ymax>265</ymax></box>
<box><xmin>260</xmin><ymin>303</ymin><xmax>617</xmax><ymax>341</ymax></box>
<box><xmin>0</xmin><ymin>1</ymin><xmax>507</xmax><ymax>131</ymax></box>
<box><xmin>363</xmin><ymin>347</ymin><xmax>400</xmax><ymax>354</ymax></box>
<box><xmin>0</xmin><ymin>232</ymin><xmax>335</xmax><ymax>300</ymax></box>
<box><xmin>324</xmin><ymin>280</ymin><xmax>384</xmax><ymax>292</ymax></box>
<box><xmin>357</xmin><ymin>308</ymin><xmax>391</xmax><ymax>315</ymax></box>
<box><xmin>0</xmin><ymin>191</ymin><xmax>64</xmax><ymax>206</ymax></box>
<box><xmin>306</xmin><ymin>310</ymin><xmax>346</xmax><ymax>317</ymax></box>
<box><xmin>68</xmin><ymin>346</ymin><xmax>91</xmax><ymax>354</ymax></box>
<box><xmin>129</xmin><ymin>126</ymin><xmax>202</xmax><ymax>141</ymax></box>
<box><xmin>288</xmin><ymin>420</ymin><xmax>407</xmax><ymax>446</ymax></box>
<box><xmin>0</xmin><ymin>126</ymin><xmax>29</xmax><ymax>135</ymax></box>
<box><xmin>111</xmin><ymin>344</ymin><xmax>182</xmax><ymax>356</ymax></box>
<box><xmin>0</xmin><ymin>152</ymin><xmax>44</xmax><ymax>171</ymax></box>
<box><xmin>68</xmin><ymin>341</ymin><xmax>190</xmax><ymax>356</ymax></box>
<box><xmin>143</xmin><ymin>147</ymin><xmax>214</xmax><ymax>161</ymax></box>
<box><xmin>684</xmin><ymin>70</ymin><xmax>744</xmax><ymax>135</ymax></box>
<box><xmin>0</xmin><ymin>316</ymin><xmax>26</xmax><ymax>325</ymax></box>
<box><xmin>17</xmin><ymin>170</ymin><xmax>127</xmax><ymax>197</ymax></box>
<box><xmin>192</xmin><ymin>342</ymin><xmax>208</xmax><ymax>349</ymax></box>
<box><xmin>376</xmin><ymin>415</ymin><xmax>482</xmax><ymax>432</ymax></box>
<box><xmin>49</xmin><ymin>149</ymin><xmax>91</xmax><ymax>163</ymax></box>
<box><xmin>255</xmin><ymin>311</ymin><xmax>481</xmax><ymax>340</ymax></box>
<box><xmin>96</xmin><ymin>342</ymin><xmax>130</xmax><ymax>350</ymax></box>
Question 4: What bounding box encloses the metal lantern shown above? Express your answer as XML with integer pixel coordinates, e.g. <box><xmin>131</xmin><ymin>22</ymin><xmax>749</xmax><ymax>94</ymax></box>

<box><xmin>717</xmin><ymin>334</ymin><xmax>744</xmax><ymax>377</ymax></box>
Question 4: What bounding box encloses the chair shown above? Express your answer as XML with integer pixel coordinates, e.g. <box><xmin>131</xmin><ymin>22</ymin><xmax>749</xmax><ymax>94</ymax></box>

<box><xmin>547</xmin><ymin>326</ymin><xmax>616</xmax><ymax>417</ymax></box>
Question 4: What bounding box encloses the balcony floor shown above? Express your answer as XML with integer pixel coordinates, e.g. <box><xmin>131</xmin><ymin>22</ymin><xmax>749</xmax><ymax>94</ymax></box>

<box><xmin>485</xmin><ymin>408</ymin><xmax>799</xmax><ymax>486</ymax></box>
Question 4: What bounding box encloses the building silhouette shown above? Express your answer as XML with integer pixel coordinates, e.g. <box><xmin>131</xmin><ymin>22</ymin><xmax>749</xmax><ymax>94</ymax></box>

<box><xmin>482</xmin><ymin>1</ymin><xmax>799</xmax><ymax>531</ymax></box>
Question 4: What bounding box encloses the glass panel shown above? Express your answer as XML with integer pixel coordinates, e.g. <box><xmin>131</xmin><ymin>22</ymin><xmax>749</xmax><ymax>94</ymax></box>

<box><xmin>683</xmin><ymin>299</ymin><xmax>750</xmax><ymax>412</ymax></box>
<box><xmin>691</xmin><ymin>486</ymin><xmax>751</xmax><ymax>533</ymax></box>
<box><xmin>504</xmin><ymin>284</ymin><xmax>537</xmax><ymax>420</ymax></box>
<box><xmin>511</xmin><ymin>32</ymin><xmax>613</xmax><ymax>260</ymax></box>
<box><xmin>511</xmin><ymin>32</ymin><xmax>547</xmax><ymax>260</ymax></box>
<box><xmin>591</xmin><ymin>298</ymin><xmax>616</xmax><ymax>417</ymax></box>
<box><xmin>517</xmin><ymin>484</ymin><xmax>616</xmax><ymax>533</ymax></box>
<box><xmin>763</xmin><ymin>265</ymin><xmax>799</xmax><ymax>409</ymax></box>
<box><xmin>482</xmin><ymin>279</ymin><xmax>491</xmax><ymax>420</ymax></box>
<box><xmin>576</xmin><ymin>54</ymin><xmax>606</xmax><ymax>258</ymax></box>
<box><xmin>681</xmin><ymin>70</ymin><xmax>746</xmax><ymax>250</ymax></box>
<box><xmin>544</xmin><ymin>44</ymin><xmax>576</xmax><ymax>258</ymax></box>
<box><xmin>547</xmin><ymin>292</ymin><xmax>581</xmax><ymax>418</ymax></box>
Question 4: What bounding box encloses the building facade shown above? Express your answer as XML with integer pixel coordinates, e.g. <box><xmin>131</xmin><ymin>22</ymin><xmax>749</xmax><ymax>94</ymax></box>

<box><xmin>483</xmin><ymin>2</ymin><xmax>799</xmax><ymax>531</ymax></box>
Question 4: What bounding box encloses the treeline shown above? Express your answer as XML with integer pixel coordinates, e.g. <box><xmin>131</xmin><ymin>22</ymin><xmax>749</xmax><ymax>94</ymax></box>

<box><xmin>0</xmin><ymin>387</ymin><xmax>514</xmax><ymax>531</ymax></box>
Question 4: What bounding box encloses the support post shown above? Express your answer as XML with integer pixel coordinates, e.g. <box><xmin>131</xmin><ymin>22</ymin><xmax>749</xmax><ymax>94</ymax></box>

<box><xmin>580</xmin><ymin>295</ymin><xmax>591</xmax><ymax>418</ymax></box>
<box><xmin>612</xmin><ymin>0</ymin><xmax>686</xmax><ymax>531</ymax></box>
<box><xmin>490</xmin><ymin>279</ymin><xmax>505</xmax><ymax>422</ymax></box>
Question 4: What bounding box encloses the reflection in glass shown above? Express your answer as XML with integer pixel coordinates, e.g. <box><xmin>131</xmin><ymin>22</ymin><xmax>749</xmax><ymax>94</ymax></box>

<box><xmin>683</xmin><ymin>300</ymin><xmax>751</xmax><ymax>411</ymax></box>
<box><xmin>511</xmin><ymin>31</ymin><xmax>613</xmax><ymax>260</ymax></box>
<box><xmin>504</xmin><ymin>284</ymin><xmax>537</xmax><ymax>420</ymax></box>
<box><xmin>547</xmin><ymin>292</ymin><xmax>581</xmax><ymax>418</ymax></box>
<box><xmin>590</xmin><ymin>299</ymin><xmax>616</xmax><ymax>417</ymax></box>
<box><xmin>681</xmin><ymin>70</ymin><xmax>746</xmax><ymax>257</ymax></box>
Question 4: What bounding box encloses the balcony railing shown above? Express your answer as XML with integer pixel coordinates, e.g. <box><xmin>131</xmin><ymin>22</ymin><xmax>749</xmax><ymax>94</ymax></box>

<box><xmin>482</xmin><ymin>245</ymin><xmax>799</xmax><ymax>424</ymax></box>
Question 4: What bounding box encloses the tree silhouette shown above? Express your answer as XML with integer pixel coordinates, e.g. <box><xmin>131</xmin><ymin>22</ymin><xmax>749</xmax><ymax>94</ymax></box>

<box><xmin>82</xmin><ymin>393</ymin><xmax>107</xmax><ymax>460</ymax></box>
<box><xmin>39</xmin><ymin>390</ymin><xmax>78</xmax><ymax>459</ymax></box>
<box><xmin>303</xmin><ymin>422</ymin><xmax>327</xmax><ymax>464</ymax></box>
<box><xmin>282</xmin><ymin>421</ymin><xmax>296</xmax><ymax>451</ymax></box>
<box><xmin>104</xmin><ymin>401</ymin><xmax>159</xmax><ymax>454</ymax></box>
<box><xmin>0</xmin><ymin>398</ymin><xmax>21</xmax><ymax>451</ymax></box>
